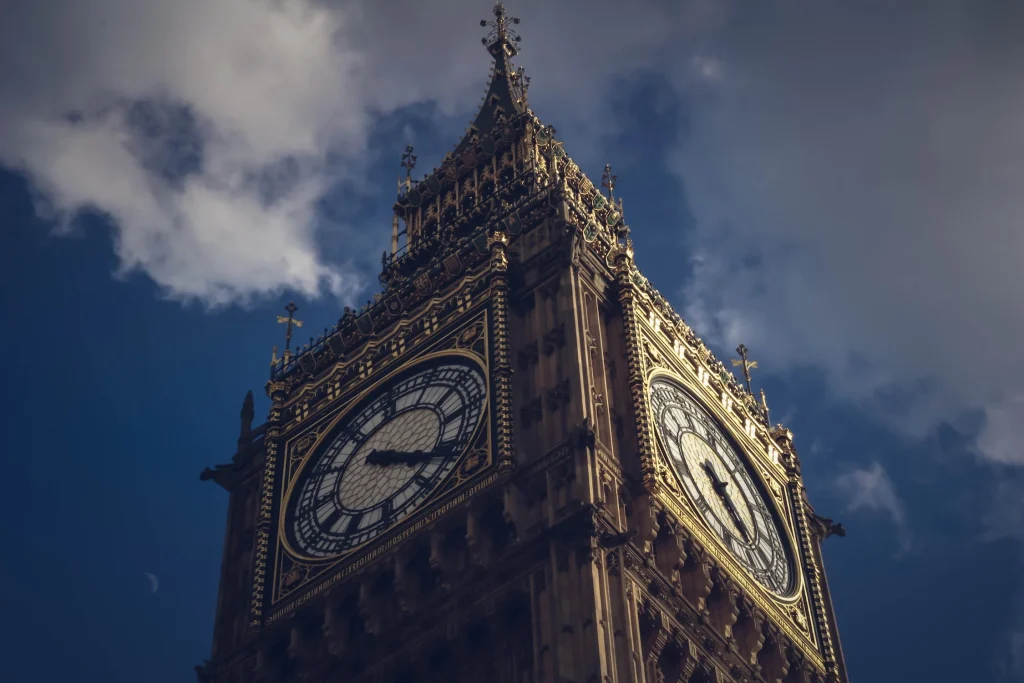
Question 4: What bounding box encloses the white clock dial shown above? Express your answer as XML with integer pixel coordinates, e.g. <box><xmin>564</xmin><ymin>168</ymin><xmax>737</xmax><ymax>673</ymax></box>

<box><xmin>286</xmin><ymin>358</ymin><xmax>487</xmax><ymax>558</ymax></box>
<box><xmin>649</xmin><ymin>378</ymin><xmax>792</xmax><ymax>595</ymax></box>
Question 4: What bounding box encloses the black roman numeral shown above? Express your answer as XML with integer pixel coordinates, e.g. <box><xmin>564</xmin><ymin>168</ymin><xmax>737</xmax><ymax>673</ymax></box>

<box><xmin>345</xmin><ymin>513</ymin><xmax>363</xmax><ymax>535</ymax></box>
<box><xmin>323</xmin><ymin>508</ymin><xmax>344</xmax><ymax>532</ymax></box>
<box><xmin>443</xmin><ymin>405</ymin><xmax>466</xmax><ymax>424</ymax></box>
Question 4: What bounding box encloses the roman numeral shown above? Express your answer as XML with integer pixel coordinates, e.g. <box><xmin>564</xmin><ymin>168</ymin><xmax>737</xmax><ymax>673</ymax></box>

<box><xmin>443</xmin><ymin>405</ymin><xmax>466</xmax><ymax>424</ymax></box>
<box><xmin>323</xmin><ymin>508</ymin><xmax>344</xmax><ymax>532</ymax></box>
<box><xmin>413</xmin><ymin>473</ymin><xmax>433</xmax><ymax>488</ymax></box>
<box><xmin>380</xmin><ymin>499</ymin><xmax>393</xmax><ymax>527</ymax></box>
<box><xmin>345</xmin><ymin>513</ymin><xmax>364</xmax><ymax>535</ymax></box>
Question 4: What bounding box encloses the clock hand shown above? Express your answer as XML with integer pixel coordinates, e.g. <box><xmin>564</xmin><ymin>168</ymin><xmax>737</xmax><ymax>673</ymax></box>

<box><xmin>702</xmin><ymin>461</ymin><xmax>752</xmax><ymax>543</ymax></box>
<box><xmin>365</xmin><ymin>448</ymin><xmax>453</xmax><ymax>466</ymax></box>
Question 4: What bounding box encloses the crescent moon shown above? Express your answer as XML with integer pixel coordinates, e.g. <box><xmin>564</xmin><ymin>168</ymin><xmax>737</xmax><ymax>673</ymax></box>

<box><xmin>145</xmin><ymin>572</ymin><xmax>159</xmax><ymax>593</ymax></box>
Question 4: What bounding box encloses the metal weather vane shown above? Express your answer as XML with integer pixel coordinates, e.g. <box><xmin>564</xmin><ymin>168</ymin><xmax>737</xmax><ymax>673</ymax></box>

<box><xmin>731</xmin><ymin>343</ymin><xmax>758</xmax><ymax>394</ymax></box>
<box><xmin>277</xmin><ymin>302</ymin><xmax>304</xmax><ymax>354</ymax></box>
<box><xmin>602</xmin><ymin>164</ymin><xmax>617</xmax><ymax>201</ymax></box>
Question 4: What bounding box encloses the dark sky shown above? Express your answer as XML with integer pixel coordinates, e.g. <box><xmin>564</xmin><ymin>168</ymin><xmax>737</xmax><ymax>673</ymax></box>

<box><xmin>1</xmin><ymin>1</ymin><xmax>1023</xmax><ymax>681</ymax></box>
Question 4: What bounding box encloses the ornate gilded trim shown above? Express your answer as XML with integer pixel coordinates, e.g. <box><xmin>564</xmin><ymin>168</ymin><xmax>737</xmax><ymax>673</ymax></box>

<box><xmin>488</xmin><ymin>230</ymin><xmax>516</xmax><ymax>475</ymax></box>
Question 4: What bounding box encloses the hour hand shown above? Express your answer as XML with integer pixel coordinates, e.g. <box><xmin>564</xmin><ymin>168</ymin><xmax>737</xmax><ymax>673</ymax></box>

<box><xmin>365</xmin><ymin>448</ymin><xmax>448</xmax><ymax>466</ymax></box>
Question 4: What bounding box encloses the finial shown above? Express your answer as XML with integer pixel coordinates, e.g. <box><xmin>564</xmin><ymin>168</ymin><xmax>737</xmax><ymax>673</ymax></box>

<box><xmin>400</xmin><ymin>145</ymin><xmax>417</xmax><ymax>193</ymax></box>
<box><xmin>270</xmin><ymin>345</ymin><xmax>279</xmax><ymax>365</ymax></box>
<box><xmin>481</xmin><ymin>3</ymin><xmax>522</xmax><ymax>58</ymax></box>
<box><xmin>760</xmin><ymin>388</ymin><xmax>770</xmax><ymax>423</ymax></box>
<box><xmin>730</xmin><ymin>344</ymin><xmax>759</xmax><ymax>394</ymax></box>
<box><xmin>602</xmin><ymin>164</ymin><xmax>617</xmax><ymax>200</ymax></box>
<box><xmin>276</xmin><ymin>302</ymin><xmax>303</xmax><ymax>353</ymax></box>
<box><xmin>391</xmin><ymin>177</ymin><xmax>401</xmax><ymax>254</ymax></box>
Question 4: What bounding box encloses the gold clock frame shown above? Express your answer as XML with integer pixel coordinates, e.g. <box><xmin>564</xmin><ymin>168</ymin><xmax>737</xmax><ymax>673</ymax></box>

<box><xmin>277</xmin><ymin>348</ymin><xmax>490</xmax><ymax>563</ymax></box>
<box><xmin>262</xmin><ymin>308</ymin><xmax>503</xmax><ymax>623</ymax></box>
<box><xmin>645</xmin><ymin>367</ymin><xmax>804</xmax><ymax>602</ymax></box>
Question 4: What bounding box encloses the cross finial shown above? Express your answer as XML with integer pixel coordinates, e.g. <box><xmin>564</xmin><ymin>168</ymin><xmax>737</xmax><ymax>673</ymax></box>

<box><xmin>481</xmin><ymin>3</ymin><xmax>521</xmax><ymax>57</ymax></box>
<box><xmin>400</xmin><ymin>145</ymin><xmax>417</xmax><ymax>195</ymax></box>
<box><xmin>276</xmin><ymin>302</ymin><xmax>304</xmax><ymax>354</ymax></box>
<box><xmin>731</xmin><ymin>343</ymin><xmax>759</xmax><ymax>394</ymax></box>
<box><xmin>400</xmin><ymin>145</ymin><xmax>416</xmax><ymax>176</ymax></box>
<box><xmin>602</xmin><ymin>163</ymin><xmax>618</xmax><ymax>200</ymax></box>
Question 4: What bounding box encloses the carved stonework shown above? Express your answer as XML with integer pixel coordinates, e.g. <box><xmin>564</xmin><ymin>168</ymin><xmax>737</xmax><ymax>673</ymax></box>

<box><xmin>198</xmin><ymin>6</ymin><xmax>847</xmax><ymax>683</ymax></box>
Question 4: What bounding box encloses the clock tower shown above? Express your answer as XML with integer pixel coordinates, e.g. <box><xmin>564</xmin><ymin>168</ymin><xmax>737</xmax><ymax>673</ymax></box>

<box><xmin>196</xmin><ymin>5</ymin><xmax>849</xmax><ymax>683</ymax></box>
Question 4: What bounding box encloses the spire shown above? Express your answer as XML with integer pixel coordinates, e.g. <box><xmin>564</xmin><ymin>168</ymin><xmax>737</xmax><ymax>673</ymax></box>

<box><xmin>451</xmin><ymin>3</ymin><xmax>527</xmax><ymax>157</ymax></box>
<box><xmin>391</xmin><ymin>177</ymin><xmax>401</xmax><ymax>255</ymax></box>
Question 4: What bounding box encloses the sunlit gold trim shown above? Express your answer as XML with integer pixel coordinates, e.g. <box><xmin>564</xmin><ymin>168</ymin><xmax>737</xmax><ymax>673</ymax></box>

<box><xmin>646</xmin><ymin>367</ymin><xmax>804</xmax><ymax>602</ymax></box>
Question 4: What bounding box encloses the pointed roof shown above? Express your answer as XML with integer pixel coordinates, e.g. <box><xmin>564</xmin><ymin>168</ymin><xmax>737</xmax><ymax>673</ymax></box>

<box><xmin>394</xmin><ymin>4</ymin><xmax>530</xmax><ymax>215</ymax></box>
<box><xmin>451</xmin><ymin>3</ymin><xmax>529</xmax><ymax>157</ymax></box>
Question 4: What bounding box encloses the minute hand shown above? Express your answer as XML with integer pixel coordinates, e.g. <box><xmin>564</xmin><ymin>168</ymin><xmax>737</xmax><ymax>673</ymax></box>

<box><xmin>702</xmin><ymin>461</ymin><xmax>752</xmax><ymax>542</ymax></box>
<box><xmin>365</xmin><ymin>448</ymin><xmax>452</xmax><ymax>466</ymax></box>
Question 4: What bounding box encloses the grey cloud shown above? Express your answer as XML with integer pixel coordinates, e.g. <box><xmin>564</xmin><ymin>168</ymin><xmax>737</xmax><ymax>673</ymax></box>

<box><xmin>0</xmin><ymin>0</ymin><xmax>692</xmax><ymax>305</ymax></box>
<box><xmin>671</xmin><ymin>1</ymin><xmax>1024</xmax><ymax>464</ymax></box>
<box><xmin>3</xmin><ymin>0</ymin><xmax>1021</xmax><ymax>467</ymax></box>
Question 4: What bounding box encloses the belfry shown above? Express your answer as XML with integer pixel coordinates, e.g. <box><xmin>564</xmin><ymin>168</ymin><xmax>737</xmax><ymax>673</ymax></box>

<box><xmin>196</xmin><ymin>5</ymin><xmax>848</xmax><ymax>682</ymax></box>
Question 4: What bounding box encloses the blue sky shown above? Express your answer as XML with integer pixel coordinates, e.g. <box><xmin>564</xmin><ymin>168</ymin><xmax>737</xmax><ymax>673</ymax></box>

<box><xmin>2</xmin><ymin>1</ymin><xmax>1023</xmax><ymax>681</ymax></box>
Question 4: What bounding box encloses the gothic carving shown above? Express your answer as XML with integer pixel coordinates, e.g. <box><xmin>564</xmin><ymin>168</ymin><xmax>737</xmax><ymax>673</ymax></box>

<box><xmin>543</xmin><ymin>323</ymin><xmax>566</xmax><ymax>355</ymax></box>
<box><xmin>520</xmin><ymin>396</ymin><xmax>543</xmax><ymax>428</ymax></box>
<box><xmin>253</xmin><ymin>642</ymin><xmax>288</xmax><ymax>683</ymax></box>
<box><xmin>286</xmin><ymin>613</ymin><xmax>323</xmax><ymax>670</ymax></box>
<box><xmin>758</xmin><ymin>628</ymin><xmax>792</xmax><ymax>683</ymax></box>
<box><xmin>517</xmin><ymin>341</ymin><xmax>539</xmax><ymax>369</ymax></box>
<box><xmin>357</xmin><ymin>573</ymin><xmax>389</xmax><ymax>636</ymax></box>
<box><xmin>659</xmin><ymin>633</ymin><xmax>699</xmax><ymax>683</ymax></box>
<box><xmin>733</xmin><ymin>598</ymin><xmax>767</xmax><ymax>666</ymax></box>
<box><xmin>323</xmin><ymin>593</ymin><xmax>356</xmax><ymax>659</ymax></box>
<box><xmin>633</xmin><ymin>492</ymin><xmax>661</xmax><ymax>557</ymax></box>
<box><xmin>545</xmin><ymin>379</ymin><xmax>571</xmax><ymax>412</ymax></box>
<box><xmin>707</xmin><ymin>569</ymin><xmax>740</xmax><ymax>640</ymax></box>
<box><xmin>679</xmin><ymin>540</ymin><xmax>714</xmax><ymax>613</ymax></box>
<box><xmin>653</xmin><ymin>515</ymin><xmax>687</xmax><ymax>585</ymax></box>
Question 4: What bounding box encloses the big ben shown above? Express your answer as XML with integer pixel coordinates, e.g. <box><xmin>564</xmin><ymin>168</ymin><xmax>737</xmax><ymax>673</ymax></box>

<box><xmin>195</xmin><ymin>4</ymin><xmax>849</xmax><ymax>682</ymax></box>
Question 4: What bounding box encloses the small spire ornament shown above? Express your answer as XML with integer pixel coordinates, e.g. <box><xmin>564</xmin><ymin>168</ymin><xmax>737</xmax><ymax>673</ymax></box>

<box><xmin>391</xmin><ymin>177</ymin><xmax>402</xmax><ymax>255</ymax></box>
<box><xmin>400</xmin><ymin>145</ymin><xmax>417</xmax><ymax>193</ymax></box>
<box><xmin>731</xmin><ymin>343</ymin><xmax>759</xmax><ymax>394</ymax></box>
<box><xmin>601</xmin><ymin>163</ymin><xmax>617</xmax><ymax>201</ymax></box>
<box><xmin>276</xmin><ymin>302</ymin><xmax>303</xmax><ymax>354</ymax></box>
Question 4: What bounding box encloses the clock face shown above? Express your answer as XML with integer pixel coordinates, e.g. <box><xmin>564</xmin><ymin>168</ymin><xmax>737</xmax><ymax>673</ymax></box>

<box><xmin>649</xmin><ymin>378</ymin><xmax>792</xmax><ymax>595</ymax></box>
<box><xmin>285</xmin><ymin>357</ymin><xmax>487</xmax><ymax>559</ymax></box>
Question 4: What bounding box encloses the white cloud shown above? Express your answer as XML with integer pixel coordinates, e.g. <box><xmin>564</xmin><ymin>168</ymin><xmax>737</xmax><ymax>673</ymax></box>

<box><xmin>0</xmin><ymin>0</ymin><xmax>706</xmax><ymax>307</ymax></box>
<box><xmin>835</xmin><ymin>462</ymin><xmax>910</xmax><ymax>549</ymax></box>
<box><xmin>0</xmin><ymin>0</ymin><xmax>372</xmax><ymax>306</ymax></box>
<box><xmin>975</xmin><ymin>395</ymin><xmax>1024</xmax><ymax>467</ymax></box>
